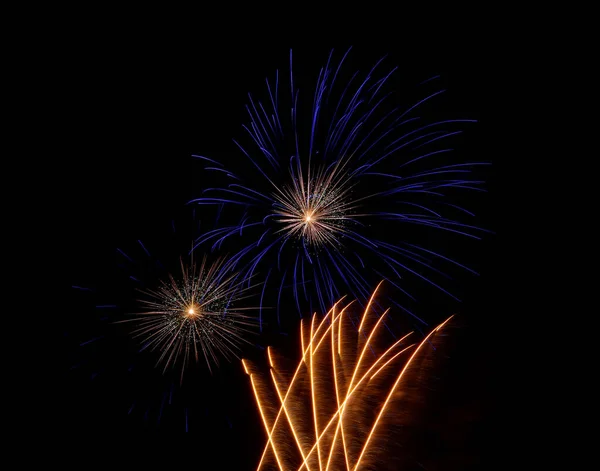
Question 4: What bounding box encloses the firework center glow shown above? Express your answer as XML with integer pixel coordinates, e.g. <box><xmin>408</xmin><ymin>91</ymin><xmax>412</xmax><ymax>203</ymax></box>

<box><xmin>185</xmin><ymin>305</ymin><xmax>200</xmax><ymax>317</ymax></box>
<box><xmin>274</xmin><ymin>177</ymin><xmax>351</xmax><ymax>247</ymax></box>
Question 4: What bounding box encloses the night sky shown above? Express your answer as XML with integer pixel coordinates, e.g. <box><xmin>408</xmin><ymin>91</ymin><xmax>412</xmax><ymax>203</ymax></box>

<box><xmin>62</xmin><ymin>41</ymin><xmax>498</xmax><ymax>469</ymax></box>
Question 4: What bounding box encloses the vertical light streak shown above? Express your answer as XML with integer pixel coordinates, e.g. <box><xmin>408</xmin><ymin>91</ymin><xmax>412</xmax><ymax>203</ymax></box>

<box><xmin>337</xmin><ymin>306</ymin><xmax>343</xmax><ymax>355</ymax></box>
<box><xmin>326</xmin><ymin>309</ymin><xmax>346</xmax><ymax>471</ymax></box>
<box><xmin>300</xmin><ymin>319</ymin><xmax>305</xmax><ymax>359</ymax></box>
<box><xmin>310</xmin><ymin>314</ymin><xmax>323</xmax><ymax>471</ymax></box>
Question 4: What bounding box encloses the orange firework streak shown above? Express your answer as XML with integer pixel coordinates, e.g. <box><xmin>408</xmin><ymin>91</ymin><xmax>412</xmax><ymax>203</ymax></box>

<box><xmin>242</xmin><ymin>285</ymin><xmax>454</xmax><ymax>471</ymax></box>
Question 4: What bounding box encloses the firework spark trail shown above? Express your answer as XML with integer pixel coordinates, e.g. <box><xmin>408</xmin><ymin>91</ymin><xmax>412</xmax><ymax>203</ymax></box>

<box><xmin>242</xmin><ymin>287</ymin><xmax>453</xmax><ymax>471</ymax></box>
<box><xmin>117</xmin><ymin>255</ymin><xmax>258</xmax><ymax>381</ymax></box>
<box><xmin>191</xmin><ymin>48</ymin><xmax>489</xmax><ymax>323</ymax></box>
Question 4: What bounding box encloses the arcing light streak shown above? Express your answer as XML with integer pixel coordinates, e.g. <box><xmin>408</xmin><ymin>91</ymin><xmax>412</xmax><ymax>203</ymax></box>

<box><xmin>242</xmin><ymin>288</ymin><xmax>453</xmax><ymax>470</ymax></box>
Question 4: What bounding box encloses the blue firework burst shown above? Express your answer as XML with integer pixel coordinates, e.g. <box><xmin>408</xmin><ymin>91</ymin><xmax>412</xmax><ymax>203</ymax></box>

<box><xmin>190</xmin><ymin>48</ymin><xmax>489</xmax><ymax>328</ymax></box>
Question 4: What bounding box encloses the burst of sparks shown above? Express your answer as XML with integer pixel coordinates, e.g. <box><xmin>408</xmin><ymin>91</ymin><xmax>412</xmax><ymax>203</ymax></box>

<box><xmin>118</xmin><ymin>255</ymin><xmax>258</xmax><ymax>380</ymax></box>
<box><xmin>191</xmin><ymin>47</ymin><xmax>489</xmax><ymax>323</ymax></box>
<box><xmin>242</xmin><ymin>283</ymin><xmax>454</xmax><ymax>471</ymax></box>
<box><xmin>274</xmin><ymin>159</ymin><xmax>356</xmax><ymax>247</ymax></box>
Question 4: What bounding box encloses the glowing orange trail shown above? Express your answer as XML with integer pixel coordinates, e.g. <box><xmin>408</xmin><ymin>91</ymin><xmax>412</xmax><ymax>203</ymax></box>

<box><xmin>242</xmin><ymin>287</ymin><xmax>453</xmax><ymax>471</ymax></box>
<box><xmin>357</xmin><ymin>280</ymin><xmax>384</xmax><ymax>332</ymax></box>
<box><xmin>352</xmin><ymin>315</ymin><xmax>454</xmax><ymax>471</ymax></box>
<box><xmin>309</xmin><ymin>315</ymin><xmax>323</xmax><ymax>471</ymax></box>
<box><xmin>247</xmin><ymin>372</ymin><xmax>285</xmax><ymax>471</ymax></box>
<box><xmin>270</xmin><ymin>369</ymin><xmax>314</xmax><ymax>471</ymax></box>
<box><xmin>332</xmin><ymin>304</ymin><xmax>391</xmax><ymax>469</ymax></box>
<box><xmin>254</xmin><ymin>300</ymin><xmax>350</xmax><ymax>470</ymax></box>
<box><xmin>299</xmin><ymin>341</ymin><xmax>415</xmax><ymax>471</ymax></box>
<box><xmin>325</xmin><ymin>297</ymin><xmax>389</xmax><ymax>470</ymax></box>
<box><xmin>327</xmin><ymin>304</ymin><xmax>343</xmax><ymax>471</ymax></box>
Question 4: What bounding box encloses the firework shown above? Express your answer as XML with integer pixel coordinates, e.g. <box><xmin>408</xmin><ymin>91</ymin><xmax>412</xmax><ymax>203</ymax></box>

<box><xmin>191</xmin><ymin>48</ymin><xmax>488</xmax><ymax>325</ymax></box>
<box><xmin>242</xmin><ymin>283</ymin><xmax>454</xmax><ymax>470</ymax></box>
<box><xmin>118</xmin><ymin>254</ymin><xmax>258</xmax><ymax>380</ymax></box>
<box><xmin>68</xmin><ymin>206</ymin><xmax>267</xmax><ymax>431</ymax></box>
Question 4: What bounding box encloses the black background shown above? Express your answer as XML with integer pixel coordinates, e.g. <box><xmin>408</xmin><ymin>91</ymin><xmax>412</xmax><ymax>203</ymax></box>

<box><xmin>61</xmin><ymin>39</ymin><xmax>499</xmax><ymax>469</ymax></box>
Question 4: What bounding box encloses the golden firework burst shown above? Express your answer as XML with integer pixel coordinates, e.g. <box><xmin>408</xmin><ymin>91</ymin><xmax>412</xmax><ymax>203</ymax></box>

<box><xmin>118</xmin><ymin>255</ymin><xmax>258</xmax><ymax>381</ymax></box>
<box><xmin>273</xmin><ymin>158</ymin><xmax>358</xmax><ymax>247</ymax></box>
